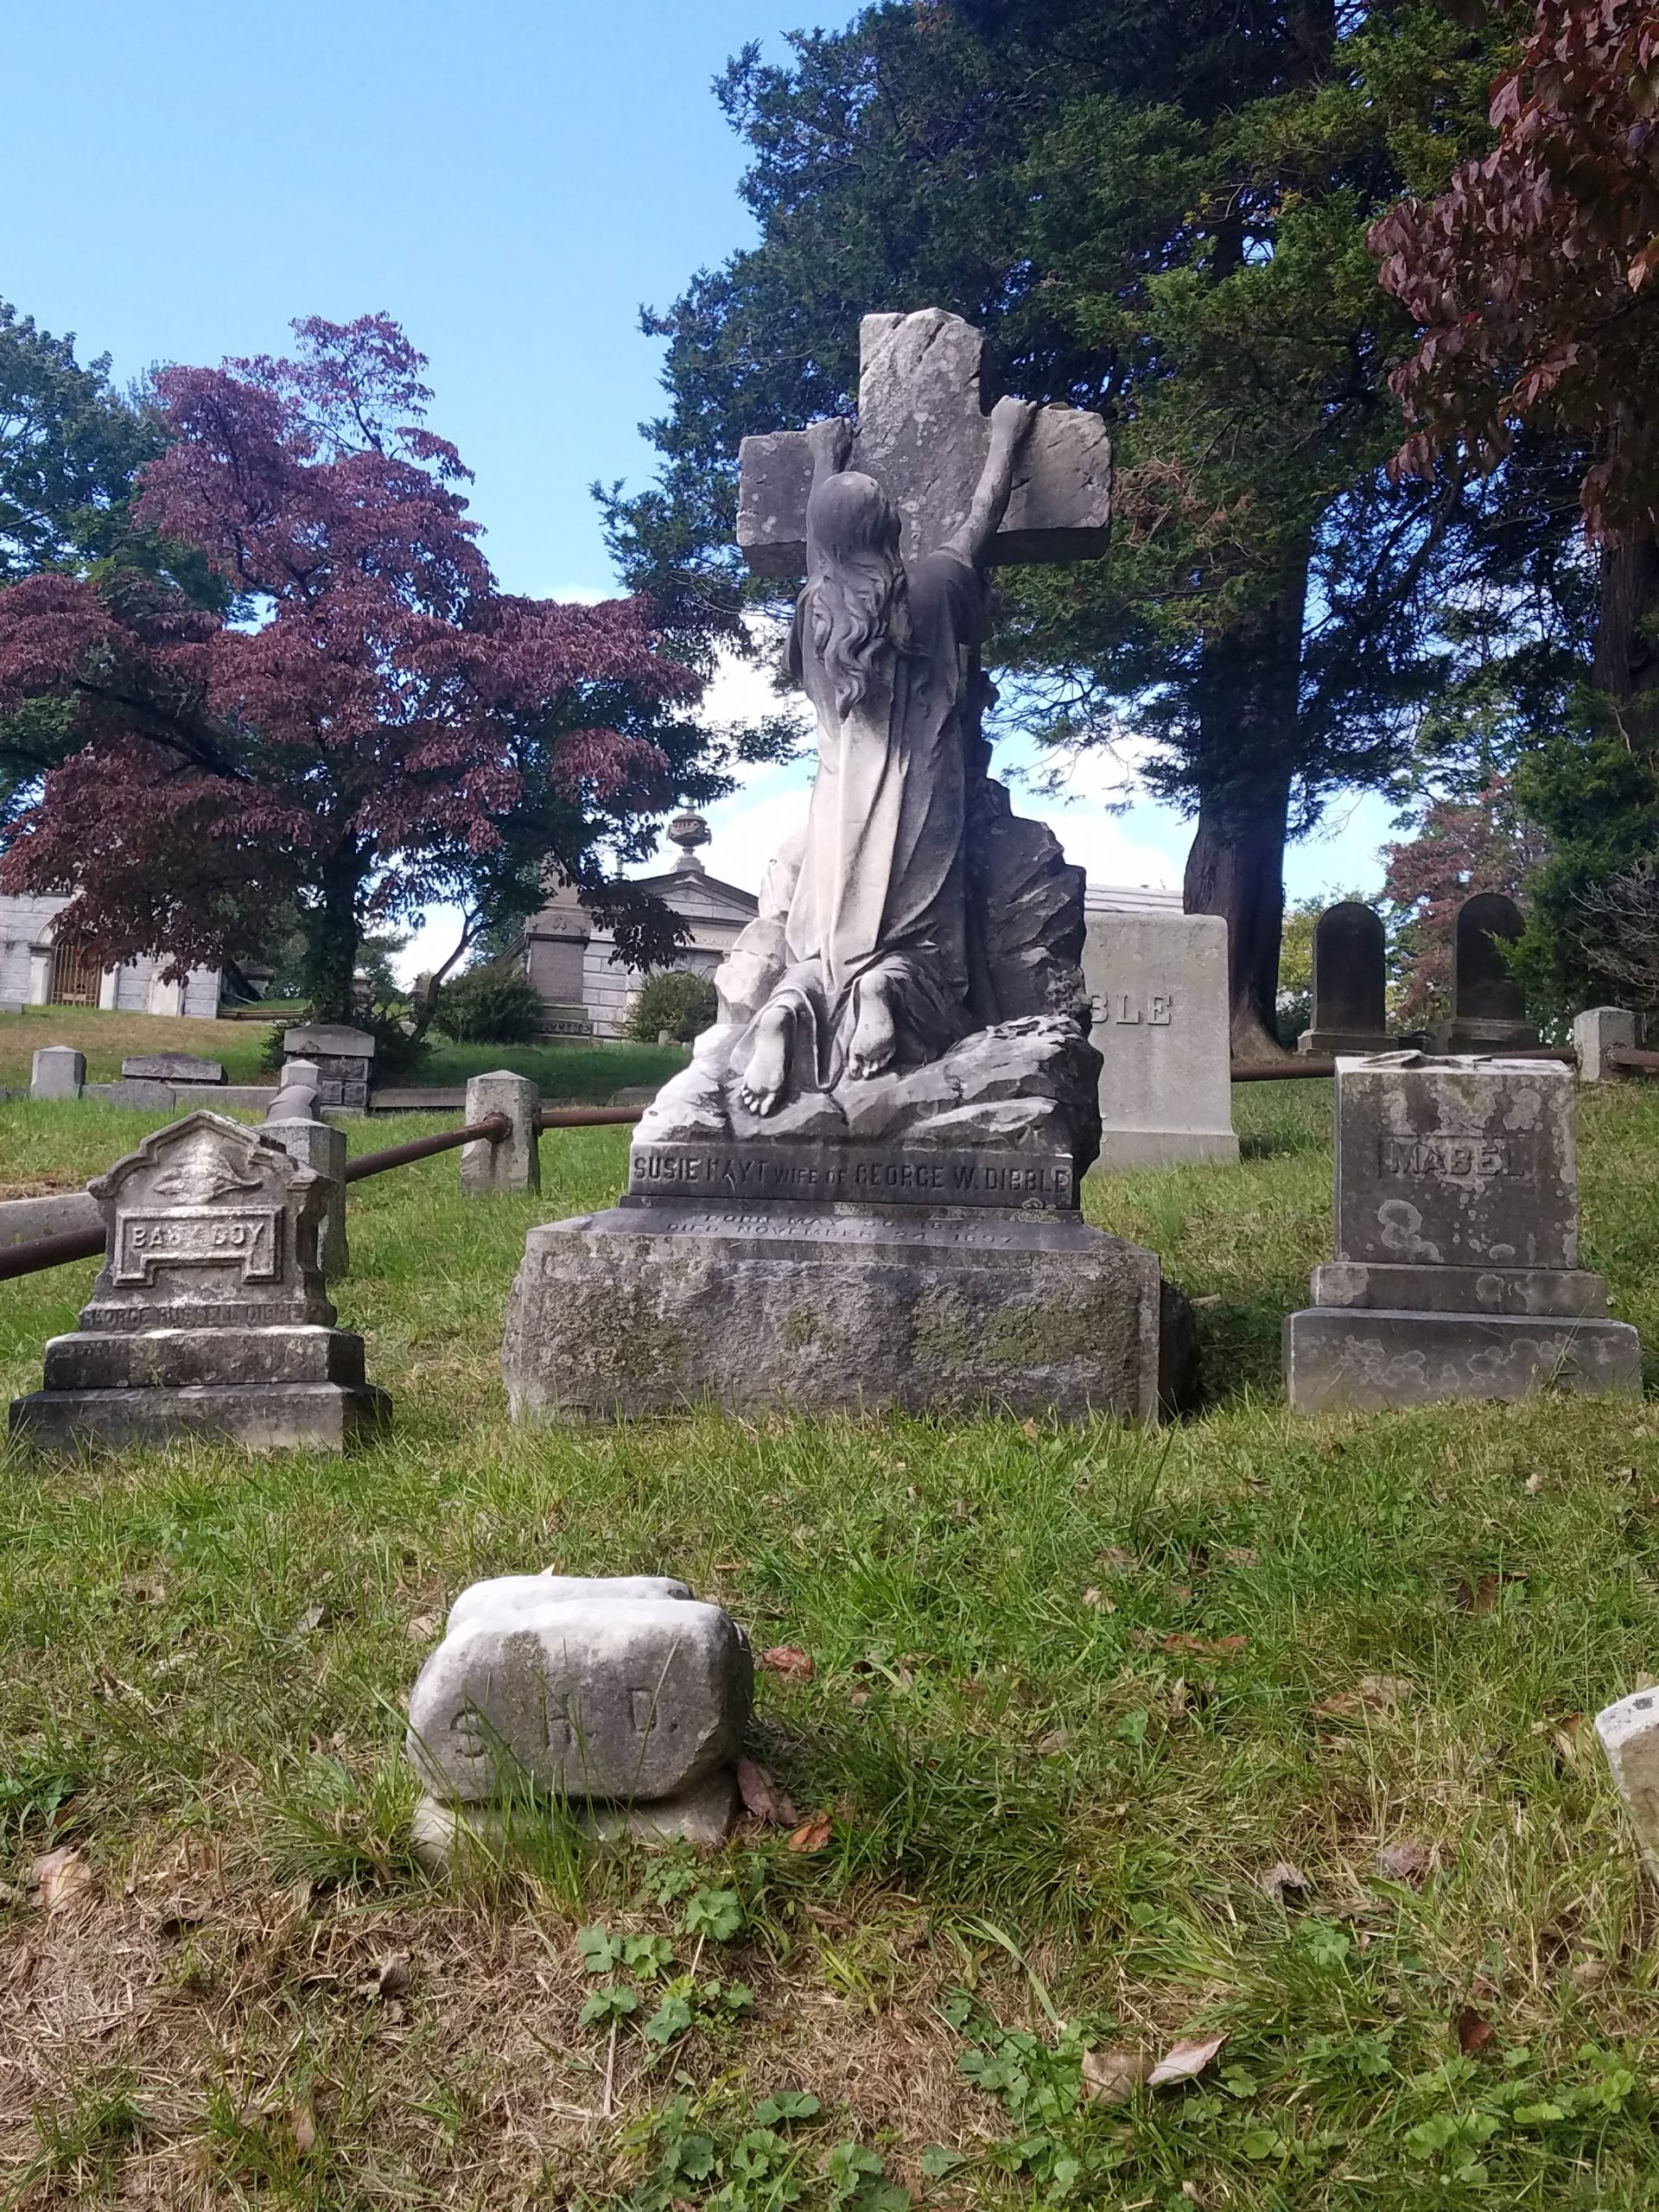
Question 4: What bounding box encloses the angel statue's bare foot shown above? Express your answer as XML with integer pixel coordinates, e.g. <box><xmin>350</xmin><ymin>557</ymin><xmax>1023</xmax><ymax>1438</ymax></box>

<box><xmin>737</xmin><ymin>1006</ymin><xmax>793</xmax><ymax>1116</ymax></box>
<box><xmin>846</xmin><ymin>977</ymin><xmax>898</xmax><ymax>1080</ymax></box>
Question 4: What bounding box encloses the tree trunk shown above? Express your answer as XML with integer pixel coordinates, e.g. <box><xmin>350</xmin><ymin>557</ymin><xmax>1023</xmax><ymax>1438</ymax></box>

<box><xmin>1593</xmin><ymin>533</ymin><xmax>1659</xmax><ymax>729</ymax></box>
<box><xmin>1182</xmin><ymin>562</ymin><xmax>1309</xmax><ymax>1060</ymax></box>
<box><xmin>302</xmin><ymin>852</ymin><xmax>363</xmax><ymax>1025</ymax></box>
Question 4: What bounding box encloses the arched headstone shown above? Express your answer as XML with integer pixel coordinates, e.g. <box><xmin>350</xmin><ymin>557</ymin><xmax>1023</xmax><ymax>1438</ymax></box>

<box><xmin>1428</xmin><ymin>891</ymin><xmax>1538</xmax><ymax>1052</ymax></box>
<box><xmin>1298</xmin><ymin>901</ymin><xmax>1391</xmax><ymax>1056</ymax></box>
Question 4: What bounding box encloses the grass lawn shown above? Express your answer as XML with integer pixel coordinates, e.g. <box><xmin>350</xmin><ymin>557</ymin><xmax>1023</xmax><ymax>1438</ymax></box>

<box><xmin>0</xmin><ymin>1007</ymin><xmax>687</xmax><ymax>1110</ymax></box>
<box><xmin>3</xmin><ymin>1080</ymin><xmax>1659</xmax><ymax>2206</ymax></box>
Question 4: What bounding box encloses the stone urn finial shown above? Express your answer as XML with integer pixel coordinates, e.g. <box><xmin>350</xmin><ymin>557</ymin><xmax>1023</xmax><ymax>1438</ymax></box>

<box><xmin>666</xmin><ymin>812</ymin><xmax>710</xmax><ymax>871</ymax></box>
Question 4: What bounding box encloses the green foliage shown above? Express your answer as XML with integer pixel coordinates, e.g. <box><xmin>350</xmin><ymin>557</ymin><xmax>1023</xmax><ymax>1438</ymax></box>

<box><xmin>432</xmin><ymin>960</ymin><xmax>547</xmax><ymax>1046</ymax></box>
<box><xmin>623</xmin><ymin>968</ymin><xmax>717</xmax><ymax>1045</ymax></box>
<box><xmin>620</xmin><ymin>2094</ymin><xmax>907</xmax><ymax>2212</ymax></box>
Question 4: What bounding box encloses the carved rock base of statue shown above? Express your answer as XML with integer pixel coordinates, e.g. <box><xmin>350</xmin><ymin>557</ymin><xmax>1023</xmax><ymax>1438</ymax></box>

<box><xmin>503</xmin><ymin>1202</ymin><xmax>1198</xmax><ymax>1425</ymax></box>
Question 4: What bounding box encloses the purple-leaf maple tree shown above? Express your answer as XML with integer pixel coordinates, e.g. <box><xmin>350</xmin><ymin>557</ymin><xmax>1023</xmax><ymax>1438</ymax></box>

<box><xmin>1370</xmin><ymin>0</ymin><xmax>1659</xmax><ymax>700</ymax></box>
<box><xmin>0</xmin><ymin>315</ymin><xmax>706</xmax><ymax>1020</ymax></box>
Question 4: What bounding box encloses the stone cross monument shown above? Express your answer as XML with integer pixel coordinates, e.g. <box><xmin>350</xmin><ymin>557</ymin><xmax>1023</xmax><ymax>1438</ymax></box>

<box><xmin>502</xmin><ymin>308</ymin><xmax>1198</xmax><ymax>1424</ymax></box>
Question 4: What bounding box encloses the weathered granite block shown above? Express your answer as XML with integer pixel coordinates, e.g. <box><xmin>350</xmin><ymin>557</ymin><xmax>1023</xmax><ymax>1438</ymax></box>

<box><xmin>1596</xmin><ymin>1687</ymin><xmax>1659</xmax><ymax>1879</ymax></box>
<box><xmin>1310</xmin><ymin>1260</ymin><xmax>1609</xmax><ymax>1318</ymax></box>
<box><xmin>11</xmin><ymin>1381</ymin><xmax>389</xmax><ymax>1452</ymax></box>
<box><xmin>262</xmin><ymin>1115</ymin><xmax>348</xmax><ymax>1281</ymax></box>
<box><xmin>82</xmin><ymin>1080</ymin><xmax>175</xmax><ymax>1110</ymax></box>
<box><xmin>503</xmin><ymin>1201</ymin><xmax>1195</xmax><ymax>1424</ymax></box>
<box><xmin>1334</xmin><ymin>1055</ymin><xmax>1576</xmax><ymax>1269</ymax></box>
<box><xmin>410</xmin><ymin>1768</ymin><xmax>741</xmax><ymax>1864</ymax></box>
<box><xmin>461</xmin><ymin>1071</ymin><xmax>540</xmax><ymax>1196</ymax></box>
<box><xmin>406</xmin><ymin>1596</ymin><xmax>751</xmax><ymax>1804</ymax></box>
<box><xmin>1081</xmin><ymin>906</ymin><xmax>1237</xmax><ymax>1167</ymax></box>
<box><xmin>123</xmin><ymin>1054</ymin><xmax>226</xmax><ymax>1084</ymax></box>
<box><xmin>41</xmin><ymin>1325</ymin><xmax>367</xmax><ymax>1390</ymax></box>
<box><xmin>282</xmin><ymin>1026</ymin><xmax>374</xmax><ymax>1111</ymax></box>
<box><xmin>1574</xmin><ymin>1006</ymin><xmax>1636</xmax><ymax>1083</ymax></box>
<box><xmin>30</xmin><ymin>1046</ymin><xmax>84</xmax><ymax>1100</ymax></box>
<box><xmin>1284</xmin><ymin>1307</ymin><xmax>1641</xmax><ymax>1413</ymax></box>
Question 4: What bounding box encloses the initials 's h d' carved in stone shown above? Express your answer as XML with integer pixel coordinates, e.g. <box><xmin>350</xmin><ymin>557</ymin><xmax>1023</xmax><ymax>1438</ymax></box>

<box><xmin>501</xmin><ymin>308</ymin><xmax>1200</xmax><ymax>1424</ymax></box>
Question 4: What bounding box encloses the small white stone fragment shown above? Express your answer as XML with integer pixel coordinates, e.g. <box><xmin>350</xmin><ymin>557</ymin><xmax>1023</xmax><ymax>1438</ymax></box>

<box><xmin>445</xmin><ymin>1573</ymin><xmax>693</xmax><ymax>1637</ymax></box>
<box><xmin>1596</xmin><ymin>1687</ymin><xmax>1659</xmax><ymax>1877</ymax></box>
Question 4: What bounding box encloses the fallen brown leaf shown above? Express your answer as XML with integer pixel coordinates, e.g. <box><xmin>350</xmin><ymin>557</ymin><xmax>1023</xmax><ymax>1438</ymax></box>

<box><xmin>1135</xmin><ymin>1630</ymin><xmax>1248</xmax><ymax>1659</ymax></box>
<box><xmin>289</xmin><ymin>2101</ymin><xmax>317</xmax><ymax>2154</ymax></box>
<box><xmin>760</xmin><ymin>1645</ymin><xmax>814</xmax><ymax>1682</ymax></box>
<box><xmin>1374</xmin><ymin>1839</ymin><xmax>1433</xmax><ymax>1887</ymax></box>
<box><xmin>1262</xmin><ymin>1859</ymin><xmax>1311</xmax><ymax>1905</ymax></box>
<box><xmin>372</xmin><ymin>1954</ymin><xmax>411</xmax><ymax>1999</ymax></box>
<box><xmin>1147</xmin><ymin>2031</ymin><xmax>1228</xmax><ymax>2088</ymax></box>
<box><xmin>30</xmin><ymin>1846</ymin><xmax>91</xmax><ymax>1914</ymax></box>
<box><xmin>736</xmin><ymin>1756</ymin><xmax>799</xmax><ymax>1827</ymax></box>
<box><xmin>1456</xmin><ymin>2006</ymin><xmax>1495</xmax><ymax>2056</ymax></box>
<box><xmin>1216</xmin><ymin>1546</ymin><xmax>1260</xmax><ymax>1567</ymax></box>
<box><xmin>405</xmin><ymin>1612</ymin><xmax>441</xmax><ymax>1643</ymax></box>
<box><xmin>786</xmin><ymin>1811</ymin><xmax>834</xmax><ymax>1854</ymax></box>
<box><xmin>1453</xmin><ymin>1571</ymin><xmax>1525</xmax><ymax>1615</ymax></box>
<box><xmin>1035</xmin><ymin>1727</ymin><xmax>1071</xmax><ymax>1755</ymax></box>
<box><xmin>1096</xmin><ymin>1546</ymin><xmax>1137</xmax><ymax>1571</ymax></box>
<box><xmin>1318</xmin><ymin>1675</ymin><xmax>1413</xmax><ymax>1719</ymax></box>
<box><xmin>1082</xmin><ymin>2049</ymin><xmax>1152</xmax><ymax>2103</ymax></box>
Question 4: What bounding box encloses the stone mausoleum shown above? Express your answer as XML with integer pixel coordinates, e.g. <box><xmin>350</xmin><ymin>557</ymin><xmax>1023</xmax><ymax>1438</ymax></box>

<box><xmin>512</xmin><ymin>815</ymin><xmax>757</xmax><ymax>1038</ymax></box>
<box><xmin>0</xmin><ymin>892</ymin><xmax>219</xmax><ymax>1017</ymax></box>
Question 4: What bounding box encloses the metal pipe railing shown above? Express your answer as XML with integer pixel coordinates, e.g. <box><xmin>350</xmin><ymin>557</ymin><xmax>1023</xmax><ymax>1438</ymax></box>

<box><xmin>0</xmin><ymin>1222</ymin><xmax>105</xmax><ymax>1283</ymax></box>
<box><xmin>343</xmin><ymin>1111</ymin><xmax>512</xmax><ymax>1182</ymax></box>
<box><xmin>534</xmin><ymin>1106</ymin><xmax>644</xmax><ymax>1129</ymax></box>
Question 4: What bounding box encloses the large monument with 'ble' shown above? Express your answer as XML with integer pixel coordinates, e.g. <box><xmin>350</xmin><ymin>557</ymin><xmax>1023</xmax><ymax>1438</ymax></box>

<box><xmin>503</xmin><ymin>309</ymin><xmax>1197</xmax><ymax>1422</ymax></box>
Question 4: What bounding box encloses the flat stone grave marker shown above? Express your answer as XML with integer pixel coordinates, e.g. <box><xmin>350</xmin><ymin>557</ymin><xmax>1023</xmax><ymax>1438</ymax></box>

<box><xmin>1284</xmin><ymin>1052</ymin><xmax>1639</xmax><ymax>1411</ymax></box>
<box><xmin>9</xmin><ymin>1109</ymin><xmax>388</xmax><ymax>1452</ymax></box>
<box><xmin>122</xmin><ymin>1053</ymin><xmax>226</xmax><ymax>1084</ymax></box>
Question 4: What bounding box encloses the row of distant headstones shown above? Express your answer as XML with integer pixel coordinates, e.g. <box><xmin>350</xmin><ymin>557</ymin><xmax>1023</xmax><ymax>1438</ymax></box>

<box><xmin>1305</xmin><ymin>890</ymin><xmax>1529</xmax><ymax>1042</ymax></box>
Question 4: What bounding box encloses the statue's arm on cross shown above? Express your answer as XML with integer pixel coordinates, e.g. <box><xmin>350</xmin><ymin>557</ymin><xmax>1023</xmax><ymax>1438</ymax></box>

<box><xmin>806</xmin><ymin>414</ymin><xmax>854</xmax><ymax>491</ymax></box>
<box><xmin>941</xmin><ymin>396</ymin><xmax>1039</xmax><ymax>572</ymax></box>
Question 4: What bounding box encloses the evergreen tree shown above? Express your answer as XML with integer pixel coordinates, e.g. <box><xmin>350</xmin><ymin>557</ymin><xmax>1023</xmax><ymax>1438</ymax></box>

<box><xmin>604</xmin><ymin>0</ymin><xmax>1528</xmax><ymax>1052</ymax></box>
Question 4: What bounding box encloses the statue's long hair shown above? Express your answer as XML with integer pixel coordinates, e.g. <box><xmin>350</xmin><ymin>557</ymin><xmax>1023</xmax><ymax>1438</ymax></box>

<box><xmin>792</xmin><ymin>471</ymin><xmax>909</xmax><ymax>717</ymax></box>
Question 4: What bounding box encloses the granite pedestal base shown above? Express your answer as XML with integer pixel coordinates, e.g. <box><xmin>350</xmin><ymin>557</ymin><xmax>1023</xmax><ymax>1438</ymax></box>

<box><xmin>410</xmin><ymin>1770</ymin><xmax>741</xmax><ymax>1866</ymax></box>
<box><xmin>1297</xmin><ymin>1028</ymin><xmax>1395</xmax><ymax>1058</ymax></box>
<box><xmin>503</xmin><ymin>1201</ymin><xmax>1198</xmax><ymax>1424</ymax></box>
<box><xmin>1283</xmin><ymin>1306</ymin><xmax>1641</xmax><ymax>1414</ymax></box>
<box><xmin>10</xmin><ymin>1325</ymin><xmax>389</xmax><ymax>1452</ymax></box>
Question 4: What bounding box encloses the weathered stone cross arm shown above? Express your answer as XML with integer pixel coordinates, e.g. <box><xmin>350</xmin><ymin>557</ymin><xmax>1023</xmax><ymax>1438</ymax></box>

<box><xmin>736</xmin><ymin>308</ymin><xmax>1114</xmax><ymax>580</ymax></box>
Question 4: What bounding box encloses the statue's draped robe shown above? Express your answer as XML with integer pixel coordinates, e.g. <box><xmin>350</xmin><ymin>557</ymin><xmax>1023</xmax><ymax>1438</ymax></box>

<box><xmin>755</xmin><ymin>546</ymin><xmax>987</xmax><ymax>1090</ymax></box>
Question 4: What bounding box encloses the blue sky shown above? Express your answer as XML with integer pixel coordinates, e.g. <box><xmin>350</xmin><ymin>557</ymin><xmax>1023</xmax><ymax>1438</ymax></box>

<box><xmin>2</xmin><ymin>0</ymin><xmax>1391</xmax><ymax>964</ymax></box>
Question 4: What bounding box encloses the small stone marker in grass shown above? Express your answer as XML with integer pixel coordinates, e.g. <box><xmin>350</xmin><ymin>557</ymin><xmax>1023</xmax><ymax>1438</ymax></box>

<box><xmin>8</xmin><ymin>1109</ymin><xmax>389</xmax><ymax>1452</ymax></box>
<box><xmin>1284</xmin><ymin>1052</ymin><xmax>1641</xmax><ymax>1411</ymax></box>
<box><xmin>406</xmin><ymin>1573</ymin><xmax>751</xmax><ymax>1862</ymax></box>
<box><xmin>1595</xmin><ymin>1687</ymin><xmax>1659</xmax><ymax>1880</ymax></box>
<box><xmin>29</xmin><ymin>1046</ymin><xmax>85</xmax><ymax>1100</ymax></box>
